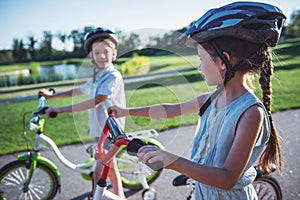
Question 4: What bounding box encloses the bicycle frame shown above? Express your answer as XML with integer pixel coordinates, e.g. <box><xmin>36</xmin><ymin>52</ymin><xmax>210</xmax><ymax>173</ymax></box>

<box><xmin>16</xmin><ymin>112</ymin><xmax>97</xmax><ymax>193</ymax></box>
<box><xmin>93</xmin><ymin>113</ymin><xmax>161</xmax><ymax>200</ymax></box>
<box><xmin>93</xmin><ymin>113</ymin><xmax>130</xmax><ymax>200</ymax></box>
<box><xmin>32</xmin><ymin>131</ymin><xmax>95</xmax><ymax>174</ymax></box>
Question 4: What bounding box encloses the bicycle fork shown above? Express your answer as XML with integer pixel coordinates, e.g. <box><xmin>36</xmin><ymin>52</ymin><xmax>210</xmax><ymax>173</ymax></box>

<box><xmin>17</xmin><ymin>151</ymin><xmax>62</xmax><ymax>192</ymax></box>
<box><xmin>93</xmin><ymin>138</ymin><xmax>130</xmax><ymax>200</ymax></box>
<box><xmin>22</xmin><ymin>152</ymin><xmax>38</xmax><ymax>193</ymax></box>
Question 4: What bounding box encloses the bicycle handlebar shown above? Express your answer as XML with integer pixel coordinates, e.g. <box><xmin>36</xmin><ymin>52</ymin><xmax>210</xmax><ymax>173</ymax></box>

<box><xmin>108</xmin><ymin>113</ymin><xmax>164</xmax><ymax>171</ymax></box>
<box><xmin>37</xmin><ymin>88</ymin><xmax>57</xmax><ymax>118</ymax></box>
<box><xmin>127</xmin><ymin>138</ymin><xmax>164</xmax><ymax>171</ymax></box>
<box><xmin>34</xmin><ymin>107</ymin><xmax>58</xmax><ymax>118</ymax></box>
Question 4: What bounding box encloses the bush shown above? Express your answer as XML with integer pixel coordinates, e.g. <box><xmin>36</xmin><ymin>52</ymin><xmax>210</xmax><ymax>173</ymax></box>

<box><xmin>29</xmin><ymin>62</ymin><xmax>40</xmax><ymax>75</ymax></box>
<box><xmin>120</xmin><ymin>53</ymin><xmax>150</xmax><ymax>76</ymax></box>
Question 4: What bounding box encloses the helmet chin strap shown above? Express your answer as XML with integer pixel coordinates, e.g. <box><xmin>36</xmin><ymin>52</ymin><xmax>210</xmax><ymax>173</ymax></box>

<box><xmin>211</xmin><ymin>41</ymin><xmax>237</xmax><ymax>86</ymax></box>
<box><xmin>92</xmin><ymin>56</ymin><xmax>101</xmax><ymax>83</ymax></box>
<box><xmin>199</xmin><ymin>41</ymin><xmax>240</xmax><ymax>116</ymax></box>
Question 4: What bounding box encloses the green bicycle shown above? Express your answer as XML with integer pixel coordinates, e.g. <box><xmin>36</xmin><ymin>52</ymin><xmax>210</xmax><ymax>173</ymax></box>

<box><xmin>0</xmin><ymin>92</ymin><xmax>163</xmax><ymax>200</ymax></box>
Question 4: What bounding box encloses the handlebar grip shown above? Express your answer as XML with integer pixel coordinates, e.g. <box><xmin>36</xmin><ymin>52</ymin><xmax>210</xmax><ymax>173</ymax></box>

<box><xmin>172</xmin><ymin>174</ymin><xmax>190</xmax><ymax>186</ymax></box>
<box><xmin>38</xmin><ymin>107</ymin><xmax>58</xmax><ymax>118</ymax></box>
<box><xmin>49</xmin><ymin>88</ymin><xmax>56</xmax><ymax>94</ymax></box>
<box><xmin>127</xmin><ymin>138</ymin><xmax>163</xmax><ymax>171</ymax></box>
<box><xmin>108</xmin><ymin>109</ymin><xmax>116</xmax><ymax>117</ymax></box>
<box><xmin>50</xmin><ymin>112</ymin><xmax>58</xmax><ymax>118</ymax></box>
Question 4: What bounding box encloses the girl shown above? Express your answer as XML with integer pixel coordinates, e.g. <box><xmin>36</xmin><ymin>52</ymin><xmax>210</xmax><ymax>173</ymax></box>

<box><xmin>109</xmin><ymin>2</ymin><xmax>286</xmax><ymax>199</ymax></box>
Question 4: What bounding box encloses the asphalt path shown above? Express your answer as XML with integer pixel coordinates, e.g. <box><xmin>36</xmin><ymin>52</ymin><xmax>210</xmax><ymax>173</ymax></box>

<box><xmin>0</xmin><ymin>109</ymin><xmax>299</xmax><ymax>200</ymax></box>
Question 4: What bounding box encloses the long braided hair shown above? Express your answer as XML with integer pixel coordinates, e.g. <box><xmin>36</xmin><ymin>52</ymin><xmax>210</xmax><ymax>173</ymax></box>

<box><xmin>201</xmin><ymin>36</ymin><xmax>282</xmax><ymax>175</ymax></box>
<box><xmin>257</xmin><ymin>47</ymin><xmax>282</xmax><ymax>175</ymax></box>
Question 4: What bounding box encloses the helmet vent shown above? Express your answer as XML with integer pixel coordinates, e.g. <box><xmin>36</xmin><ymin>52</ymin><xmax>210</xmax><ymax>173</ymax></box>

<box><xmin>242</xmin><ymin>22</ymin><xmax>270</xmax><ymax>30</ymax></box>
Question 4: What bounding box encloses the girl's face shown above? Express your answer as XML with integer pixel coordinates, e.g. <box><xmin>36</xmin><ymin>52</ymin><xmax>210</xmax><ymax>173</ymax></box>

<box><xmin>91</xmin><ymin>41</ymin><xmax>116</xmax><ymax>69</ymax></box>
<box><xmin>197</xmin><ymin>44</ymin><xmax>224</xmax><ymax>86</ymax></box>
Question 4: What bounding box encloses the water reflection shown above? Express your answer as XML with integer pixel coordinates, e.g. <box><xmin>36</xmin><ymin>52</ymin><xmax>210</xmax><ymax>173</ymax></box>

<box><xmin>0</xmin><ymin>64</ymin><xmax>94</xmax><ymax>87</ymax></box>
<box><xmin>40</xmin><ymin>64</ymin><xmax>77</xmax><ymax>80</ymax></box>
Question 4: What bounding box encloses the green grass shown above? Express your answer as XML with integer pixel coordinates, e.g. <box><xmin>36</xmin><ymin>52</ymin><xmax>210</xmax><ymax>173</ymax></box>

<box><xmin>148</xmin><ymin>53</ymin><xmax>199</xmax><ymax>73</ymax></box>
<box><xmin>0</xmin><ymin>38</ymin><xmax>300</xmax><ymax>155</ymax></box>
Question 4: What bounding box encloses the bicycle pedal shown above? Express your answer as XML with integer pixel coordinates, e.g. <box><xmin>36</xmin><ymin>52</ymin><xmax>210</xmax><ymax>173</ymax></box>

<box><xmin>86</xmin><ymin>144</ymin><xmax>96</xmax><ymax>156</ymax></box>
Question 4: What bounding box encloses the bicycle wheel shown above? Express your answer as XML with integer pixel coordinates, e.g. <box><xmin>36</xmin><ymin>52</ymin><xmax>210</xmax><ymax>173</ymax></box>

<box><xmin>0</xmin><ymin>160</ymin><xmax>59</xmax><ymax>200</ymax></box>
<box><xmin>116</xmin><ymin>142</ymin><xmax>162</xmax><ymax>190</ymax></box>
<box><xmin>253</xmin><ymin>176</ymin><xmax>282</xmax><ymax>200</ymax></box>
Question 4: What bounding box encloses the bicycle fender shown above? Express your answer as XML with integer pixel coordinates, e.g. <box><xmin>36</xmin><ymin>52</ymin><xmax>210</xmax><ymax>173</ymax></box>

<box><xmin>140</xmin><ymin>138</ymin><xmax>165</xmax><ymax>150</ymax></box>
<box><xmin>17</xmin><ymin>153</ymin><xmax>62</xmax><ymax>186</ymax></box>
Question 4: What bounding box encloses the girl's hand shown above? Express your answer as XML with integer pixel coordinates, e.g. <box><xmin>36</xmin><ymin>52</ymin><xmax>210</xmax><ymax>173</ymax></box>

<box><xmin>137</xmin><ymin>145</ymin><xmax>179</xmax><ymax>169</ymax></box>
<box><xmin>108</xmin><ymin>105</ymin><xmax>128</xmax><ymax>118</ymax></box>
<box><xmin>45</xmin><ymin>107</ymin><xmax>61</xmax><ymax>118</ymax></box>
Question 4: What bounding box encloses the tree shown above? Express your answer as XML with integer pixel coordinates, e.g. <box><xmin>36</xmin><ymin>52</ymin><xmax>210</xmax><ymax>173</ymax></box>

<box><xmin>57</xmin><ymin>32</ymin><xmax>68</xmax><ymax>52</ymax></box>
<box><xmin>145</xmin><ymin>27</ymin><xmax>192</xmax><ymax>54</ymax></box>
<box><xmin>12</xmin><ymin>38</ymin><xmax>27</xmax><ymax>62</ymax></box>
<box><xmin>39</xmin><ymin>31</ymin><xmax>53</xmax><ymax>60</ymax></box>
<box><xmin>286</xmin><ymin>10</ymin><xmax>300</xmax><ymax>38</ymax></box>
<box><xmin>69</xmin><ymin>29</ymin><xmax>85</xmax><ymax>57</ymax></box>
<box><xmin>118</xmin><ymin>33</ymin><xmax>141</xmax><ymax>56</ymax></box>
<box><xmin>27</xmin><ymin>35</ymin><xmax>38</xmax><ymax>60</ymax></box>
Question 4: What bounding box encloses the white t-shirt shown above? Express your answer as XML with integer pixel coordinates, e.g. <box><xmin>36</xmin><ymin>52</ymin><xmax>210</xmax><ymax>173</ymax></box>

<box><xmin>80</xmin><ymin>64</ymin><xmax>126</xmax><ymax>138</ymax></box>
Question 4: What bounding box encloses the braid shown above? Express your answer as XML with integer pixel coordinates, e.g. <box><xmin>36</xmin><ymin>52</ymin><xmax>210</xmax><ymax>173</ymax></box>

<box><xmin>257</xmin><ymin>47</ymin><xmax>282</xmax><ymax>175</ymax></box>
<box><xmin>259</xmin><ymin>47</ymin><xmax>273</xmax><ymax>115</ymax></box>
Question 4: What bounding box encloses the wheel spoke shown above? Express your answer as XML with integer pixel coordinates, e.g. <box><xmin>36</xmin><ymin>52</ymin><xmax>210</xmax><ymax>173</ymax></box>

<box><xmin>0</xmin><ymin>160</ymin><xmax>59</xmax><ymax>200</ymax></box>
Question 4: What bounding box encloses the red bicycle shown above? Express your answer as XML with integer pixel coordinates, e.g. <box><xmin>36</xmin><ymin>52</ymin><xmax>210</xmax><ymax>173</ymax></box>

<box><xmin>93</xmin><ymin>111</ymin><xmax>164</xmax><ymax>200</ymax></box>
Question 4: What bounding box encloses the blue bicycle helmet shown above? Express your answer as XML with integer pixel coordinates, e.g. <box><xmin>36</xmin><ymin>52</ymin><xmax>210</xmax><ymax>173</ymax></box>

<box><xmin>84</xmin><ymin>27</ymin><xmax>119</xmax><ymax>53</ymax></box>
<box><xmin>178</xmin><ymin>1</ymin><xmax>286</xmax><ymax>47</ymax></box>
<box><xmin>178</xmin><ymin>2</ymin><xmax>286</xmax><ymax>116</ymax></box>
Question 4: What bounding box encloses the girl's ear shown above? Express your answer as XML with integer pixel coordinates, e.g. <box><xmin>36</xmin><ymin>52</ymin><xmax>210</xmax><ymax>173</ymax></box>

<box><xmin>219</xmin><ymin>51</ymin><xmax>231</xmax><ymax>70</ymax></box>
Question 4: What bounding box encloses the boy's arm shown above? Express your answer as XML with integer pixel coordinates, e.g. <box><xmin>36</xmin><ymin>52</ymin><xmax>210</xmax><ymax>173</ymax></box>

<box><xmin>45</xmin><ymin>94</ymin><xmax>107</xmax><ymax>116</ymax></box>
<box><xmin>39</xmin><ymin>87</ymin><xmax>83</xmax><ymax>99</ymax></box>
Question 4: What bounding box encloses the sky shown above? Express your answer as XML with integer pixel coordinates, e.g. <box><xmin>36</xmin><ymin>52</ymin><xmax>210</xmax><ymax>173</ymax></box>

<box><xmin>0</xmin><ymin>0</ymin><xmax>298</xmax><ymax>50</ymax></box>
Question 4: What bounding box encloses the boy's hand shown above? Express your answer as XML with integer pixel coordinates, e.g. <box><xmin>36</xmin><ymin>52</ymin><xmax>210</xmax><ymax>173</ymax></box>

<box><xmin>45</xmin><ymin>107</ymin><xmax>60</xmax><ymax>118</ymax></box>
<box><xmin>38</xmin><ymin>88</ymin><xmax>54</xmax><ymax>99</ymax></box>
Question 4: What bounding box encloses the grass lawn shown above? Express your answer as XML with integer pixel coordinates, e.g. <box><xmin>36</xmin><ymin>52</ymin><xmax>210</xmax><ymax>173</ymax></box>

<box><xmin>0</xmin><ymin>38</ymin><xmax>299</xmax><ymax>155</ymax></box>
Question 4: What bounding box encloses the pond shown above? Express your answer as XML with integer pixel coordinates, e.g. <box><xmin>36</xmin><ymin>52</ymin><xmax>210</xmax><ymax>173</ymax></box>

<box><xmin>0</xmin><ymin>64</ymin><xmax>94</xmax><ymax>87</ymax></box>
<box><xmin>40</xmin><ymin>64</ymin><xmax>78</xmax><ymax>80</ymax></box>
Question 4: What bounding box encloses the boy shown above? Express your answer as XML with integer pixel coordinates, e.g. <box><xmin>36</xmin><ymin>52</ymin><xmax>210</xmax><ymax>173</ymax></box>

<box><xmin>39</xmin><ymin>27</ymin><xmax>126</xmax><ymax>199</ymax></box>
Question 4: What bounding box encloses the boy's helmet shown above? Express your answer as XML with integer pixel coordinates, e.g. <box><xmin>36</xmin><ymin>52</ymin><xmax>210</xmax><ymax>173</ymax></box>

<box><xmin>178</xmin><ymin>1</ymin><xmax>286</xmax><ymax>47</ymax></box>
<box><xmin>84</xmin><ymin>27</ymin><xmax>119</xmax><ymax>53</ymax></box>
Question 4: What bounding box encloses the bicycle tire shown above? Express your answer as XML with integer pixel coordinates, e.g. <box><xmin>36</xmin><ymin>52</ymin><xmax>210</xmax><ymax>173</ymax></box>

<box><xmin>116</xmin><ymin>141</ymin><xmax>163</xmax><ymax>190</ymax></box>
<box><xmin>253</xmin><ymin>176</ymin><xmax>282</xmax><ymax>200</ymax></box>
<box><xmin>0</xmin><ymin>160</ymin><xmax>59</xmax><ymax>200</ymax></box>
